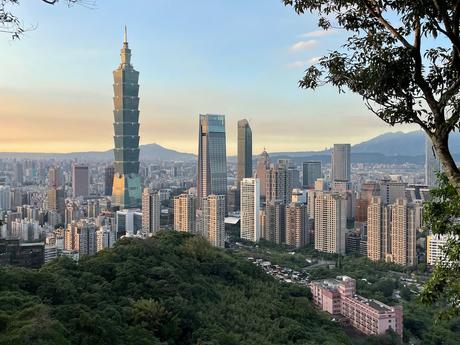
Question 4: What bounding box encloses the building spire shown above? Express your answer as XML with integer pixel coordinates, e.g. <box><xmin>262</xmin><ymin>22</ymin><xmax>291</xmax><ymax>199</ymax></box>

<box><xmin>124</xmin><ymin>25</ymin><xmax>128</xmax><ymax>44</ymax></box>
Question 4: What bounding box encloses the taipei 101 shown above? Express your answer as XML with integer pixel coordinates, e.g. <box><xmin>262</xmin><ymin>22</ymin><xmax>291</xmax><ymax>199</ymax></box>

<box><xmin>1</xmin><ymin>1</ymin><xmax>460</xmax><ymax>344</ymax></box>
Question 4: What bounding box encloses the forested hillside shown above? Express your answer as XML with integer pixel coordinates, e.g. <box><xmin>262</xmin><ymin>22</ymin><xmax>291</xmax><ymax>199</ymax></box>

<box><xmin>0</xmin><ymin>231</ymin><xmax>350</xmax><ymax>345</ymax></box>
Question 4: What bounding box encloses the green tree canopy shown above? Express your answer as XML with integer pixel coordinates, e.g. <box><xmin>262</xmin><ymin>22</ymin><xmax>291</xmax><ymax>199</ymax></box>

<box><xmin>283</xmin><ymin>0</ymin><xmax>460</xmax><ymax>194</ymax></box>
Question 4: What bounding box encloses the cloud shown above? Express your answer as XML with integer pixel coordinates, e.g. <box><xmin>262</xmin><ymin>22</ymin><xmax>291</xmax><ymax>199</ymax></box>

<box><xmin>300</xmin><ymin>29</ymin><xmax>337</xmax><ymax>38</ymax></box>
<box><xmin>286</xmin><ymin>56</ymin><xmax>321</xmax><ymax>69</ymax></box>
<box><xmin>290</xmin><ymin>39</ymin><xmax>318</xmax><ymax>52</ymax></box>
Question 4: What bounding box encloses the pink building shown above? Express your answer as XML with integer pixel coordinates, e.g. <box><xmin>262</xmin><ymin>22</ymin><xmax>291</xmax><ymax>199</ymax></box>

<box><xmin>310</xmin><ymin>276</ymin><xmax>403</xmax><ymax>337</ymax></box>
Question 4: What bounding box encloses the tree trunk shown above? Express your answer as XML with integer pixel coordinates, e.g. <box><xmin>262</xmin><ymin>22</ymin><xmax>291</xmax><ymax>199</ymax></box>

<box><xmin>430</xmin><ymin>131</ymin><xmax>460</xmax><ymax>194</ymax></box>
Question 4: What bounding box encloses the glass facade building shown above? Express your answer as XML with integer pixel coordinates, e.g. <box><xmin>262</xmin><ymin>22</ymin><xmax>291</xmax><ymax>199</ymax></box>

<box><xmin>111</xmin><ymin>27</ymin><xmax>142</xmax><ymax>209</ymax></box>
<box><xmin>197</xmin><ymin>114</ymin><xmax>227</xmax><ymax>205</ymax></box>
<box><xmin>237</xmin><ymin>119</ymin><xmax>252</xmax><ymax>186</ymax></box>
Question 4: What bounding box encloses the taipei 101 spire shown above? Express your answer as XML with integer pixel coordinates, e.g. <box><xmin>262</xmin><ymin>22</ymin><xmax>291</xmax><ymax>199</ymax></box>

<box><xmin>111</xmin><ymin>26</ymin><xmax>142</xmax><ymax>209</ymax></box>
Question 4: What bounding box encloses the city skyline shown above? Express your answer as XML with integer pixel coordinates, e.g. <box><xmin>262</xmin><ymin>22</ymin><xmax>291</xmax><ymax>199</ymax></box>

<box><xmin>0</xmin><ymin>0</ymin><xmax>417</xmax><ymax>155</ymax></box>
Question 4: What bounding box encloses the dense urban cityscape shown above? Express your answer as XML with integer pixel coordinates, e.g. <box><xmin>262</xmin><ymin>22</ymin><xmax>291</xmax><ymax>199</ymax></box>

<box><xmin>2</xmin><ymin>1</ymin><xmax>460</xmax><ymax>345</ymax></box>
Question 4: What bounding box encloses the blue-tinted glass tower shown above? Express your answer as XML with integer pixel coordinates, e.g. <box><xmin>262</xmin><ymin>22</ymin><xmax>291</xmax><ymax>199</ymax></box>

<box><xmin>112</xmin><ymin>27</ymin><xmax>142</xmax><ymax>209</ymax></box>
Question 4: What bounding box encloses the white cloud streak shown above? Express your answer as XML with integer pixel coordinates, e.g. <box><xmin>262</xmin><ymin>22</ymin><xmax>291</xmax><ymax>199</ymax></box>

<box><xmin>290</xmin><ymin>39</ymin><xmax>318</xmax><ymax>52</ymax></box>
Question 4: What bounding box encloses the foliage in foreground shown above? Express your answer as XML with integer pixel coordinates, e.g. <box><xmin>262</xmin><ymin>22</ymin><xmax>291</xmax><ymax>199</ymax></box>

<box><xmin>0</xmin><ymin>231</ymin><xmax>350</xmax><ymax>345</ymax></box>
<box><xmin>421</xmin><ymin>173</ymin><xmax>460</xmax><ymax>319</ymax></box>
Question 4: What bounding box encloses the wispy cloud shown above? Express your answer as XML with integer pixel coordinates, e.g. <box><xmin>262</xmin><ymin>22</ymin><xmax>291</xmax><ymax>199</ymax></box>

<box><xmin>290</xmin><ymin>39</ymin><xmax>318</xmax><ymax>52</ymax></box>
<box><xmin>286</xmin><ymin>56</ymin><xmax>321</xmax><ymax>69</ymax></box>
<box><xmin>300</xmin><ymin>29</ymin><xmax>337</xmax><ymax>38</ymax></box>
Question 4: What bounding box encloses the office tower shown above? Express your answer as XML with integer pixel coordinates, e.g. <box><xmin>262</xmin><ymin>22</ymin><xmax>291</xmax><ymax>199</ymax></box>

<box><xmin>14</xmin><ymin>162</ymin><xmax>23</xmax><ymax>185</ymax></box>
<box><xmin>425</xmin><ymin>135</ymin><xmax>442</xmax><ymax>187</ymax></box>
<box><xmin>240</xmin><ymin>178</ymin><xmax>260</xmax><ymax>242</ymax></box>
<box><xmin>314</xmin><ymin>191</ymin><xmax>346</xmax><ymax>254</ymax></box>
<box><xmin>302</xmin><ymin>161</ymin><xmax>322</xmax><ymax>188</ymax></box>
<box><xmin>367</xmin><ymin>196</ymin><xmax>389</xmax><ymax>261</ymax></box>
<box><xmin>141</xmin><ymin>188</ymin><xmax>160</xmax><ymax>234</ymax></box>
<box><xmin>116</xmin><ymin>209</ymin><xmax>142</xmax><ymax>236</ymax></box>
<box><xmin>331</xmin><ymin>144</ymin><xmax>351</xmax><ymax>182</ymax></box>
<box><xmin>237</xmin><ymin>119</ymin><xmax>252</xmax><ymax>186</ymax></box>
<box><xmin>227</xmin><ymin>186</ymin><xmax>240</xmax><ymax>213</ymax></box>
<box><xmin>266</xmin><ymin>162</ymin><xmax>292</xmax><ymax>204</ymax></box>
<box><xmin>380</xmin><ymin>179</ymin><xmax>406</xmax><ymax>204</ymax></box>
<box><xmin>111</xmin><ymin>27</ymin><xmax>142</xmax><ymax>209</ymax></box>
<box><xmin>197</xmin><ymin>114</ymin><xmax>227</xmax><ymax>206</ymax></box>
<box><xmin>0</xmin><ymin>186</ymin><xmax>11</xmax><ymax>211</ymax></box>
<box><xmin>202</xmin><ymin>195</ymin><xmax>225</xmax><ymax>248</ymax></box>
<box><xmin>427</xmin><ymin>233</ymin><xmax>450</xmax><ymax>266</ymax></box>
<box><xmin>390</xmin><ymin>198</ymin><xmax>417</xmax><ymax>266</ymax></box>
<box><xmin>48</xmin><ymin>166</ymin><xmax>61</xmax><ymax>188</ymax></box>
<box><xmin>285</xmin><ymin>202</ymin><xmax>309</xmax><ymax>248</ymax></box>
<box><xmin>47</xmin><ymin>187</ymin><xmax>65</xmax><ymax>219</ymax></box>
<box><xmin>174</xmin><ymin>193</ymin><xmax>197</xmax><ymax>233</ymax></box>
<box><xmin>104</xmin><ymin>166</ymin><xmax>114</xmax><ymax>196</ymax></box>
<box><xmin>72</xmin><ymin>165</ymin><xmax>89</xmax><ymax>198</ymax></box>
<box><xmin>255</xmin><ymin>149</ymin><xmax>271</xmax><ymax>200</ymax></box>
<box><xmin>263</xmin><ymin>200</ymin><xmax>286</xmax><ymax>244</ymax></box>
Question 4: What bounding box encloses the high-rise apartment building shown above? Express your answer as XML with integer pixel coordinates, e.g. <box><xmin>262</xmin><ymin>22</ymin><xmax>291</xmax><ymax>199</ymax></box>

<box><xmin>202</xmin><ymin>195</ymin><xmax>225</xmax><ymax>248</ymax></box>
<box><xmin>262</xmin><ymin>200</ymin><xmax>285</xmax><ymax>244</ymax></box>
<box><xmin>72</xmin><ymin>165</ymin><xmax>89</xmax><ymax>198</ymax></box>
<box><xmin>427</xmin><ymin>233</ymin><xmax>450</xmax><ymax>266</ymax></box>
<box><xmin>237</xmin><ymin>119</ymin><xmax>252</xmax><ymax>187</ymax></box>
<box><xmin>367</xmin><ymin>197</ymin><xmax>389</xmax><ymax>261</ymax></box>
<box><xmin>367</xmin><ymin>197</ymin><xmax>417</xmax><ymax>266</ymax></box>
<box><xmin>0</xmin><ymin>186</ymin><xmax>11</xmax><ymax>211</ymax></box>
<box><xmin>390</xmin><ymin>198</ymin><xmax>417</xmax><ymax>266</ymax></box>
<box><xmin>197</xmin><ymin>114</ymin><xmax>227</xmax><ymax>206</ymax></box>
<box><xmin>141</xmin><ymin>188</ymin><xmax>160</xmax><ymax>234</ymax></box>
<box><xmin>240</xmin><ymin>178</ymin><xmax>260</xmax><ymax>242</ymax></box>
<box><xmin>104</xmin><ymin>166</ymin><xmax>114</xmax><ymax>196</ymax></box>
<box><xmin>285</xmin><ymin>202</ymin><xmax>309</xmax><ymax>248</ymax></box>
<box><xmin>331</xmin><ymin>144</ymin><xmax>351</xmax><ymax>182</ymax></box>
<box><xmin>111</xmin><ymin>27</ymin><xmax>142</xmax><ymax>209</ymax></box>
<box><xmin>174</xmin><ymin>193</ymin><xmax>197</xmax><ymax>233</ymax></box>
<box><xmin>255</xmin><ymin>149</ymin><xmax>271</xmax><ymax>200</ymax></box>
<box><xmin>302</xmin><ymin>161</ymin><xmax>322</xmax><ymax>188</ymax></box>
<box><xmin>425</xmin><ymin>135</ymin><xmax>442</xmax><ymax>188</ymax></box>
<box><xmin>266</xmin><ymin>162</ymin><xmax>292</xmax><ymax>204</ymax></box>
<box><xmin>314</xmin><ymin>191</ymin><xmax>347</xmax><ymax>254</ymax></box>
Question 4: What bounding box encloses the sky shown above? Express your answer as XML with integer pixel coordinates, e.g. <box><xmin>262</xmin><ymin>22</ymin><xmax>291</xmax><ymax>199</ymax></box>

<box><xmin>0</xmin><ymin>0</ymin><xmax>416</xmax><ymax>155</ymax></box>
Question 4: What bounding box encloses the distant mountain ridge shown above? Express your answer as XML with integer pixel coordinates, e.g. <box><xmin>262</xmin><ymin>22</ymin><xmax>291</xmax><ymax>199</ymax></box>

<box><xmin>0</xmin><ymin>143</ymin><xmax>196</xmax><ymax>161</ymax></box>
<box><xmin>1</xmin><ymin>130</ymin><xmax>460</xmax><ymax>163</ymax></box>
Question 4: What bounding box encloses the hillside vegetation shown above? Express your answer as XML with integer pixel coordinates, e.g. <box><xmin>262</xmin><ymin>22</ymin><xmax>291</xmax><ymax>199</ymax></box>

<box><xmin>0</xmin><ymin>231</ymin><xmax>351</xmax><ymax>345</ymax></box>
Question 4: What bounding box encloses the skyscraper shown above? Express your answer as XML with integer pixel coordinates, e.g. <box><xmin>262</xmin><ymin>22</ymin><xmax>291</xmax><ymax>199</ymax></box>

<box><xmin>202</xmin><ymin>195</ymin><xmax>226</xmax><ymax>248</ymax></box>
<box><xmin>255</xmin><ymin>149</ymin><xmax>271</xmax><ymax>200</ymax></box>
<box><xmin>237</xmin><ymin>119</ymin><xmax>252</xmax><ymax>186</ymax></box>
<box><xmin>425</xmin><ymin>135</ymin><xmax>442</xmax><ymax>187</ymax></box>
<box><xmin>141</xmin><ymin>188</ymin><xmax>160</xmax><ymax>234</ymax></box>
<box><xmin>72</xmin><ymin>165</ymin><xmax>89</xmax><ymax>198</ymax></box>
<box><xmin>174</xmin><ymin>193</ymin><xmax>197</xmax><ymax>233</ymax></box>
<box><xmin>48</xmin><ymin>167</ymin><xmax>61</xmax><ymax>189</ymax></box>
<box><xmin>331</xmin><ymin>144</ymin><xmax>351</xmax><ymax>182</ymax></box>
<box><xmin>302</xmin><ymin>161</ymin><xmax>322</xmax><ymax>188</ymax></box>
<box><xmin>111</xmin><ymin>27</ymin><xmax>142</xmax><ymax>209</ymax></box>
<box><xmin>197</xmin><ymin>114</ymin><xmax>227</xmax><ymax>204</ymax></box>
<box><xmin>367</xmin><ymin>196</ymin><xmax>388</xmax><ymax>261</ymax></box>
<box><xmin>240</xmin><ymin>178</ymin><xmax>260</xmax><ymax>242</ymax></box>
<box><xmin>263</xmin><ymin>200</ymin><xmax>286</xmax><ymax>244</ymax></box>
<box><xmin>314</xmin><ymin>191</ymin><xmax>347</xmax><ymax>254</ymax></box>
<box><xmin>104</xmin><ymin>166</ymin><xmax>114</xmax><ymax>196</ymax></box>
